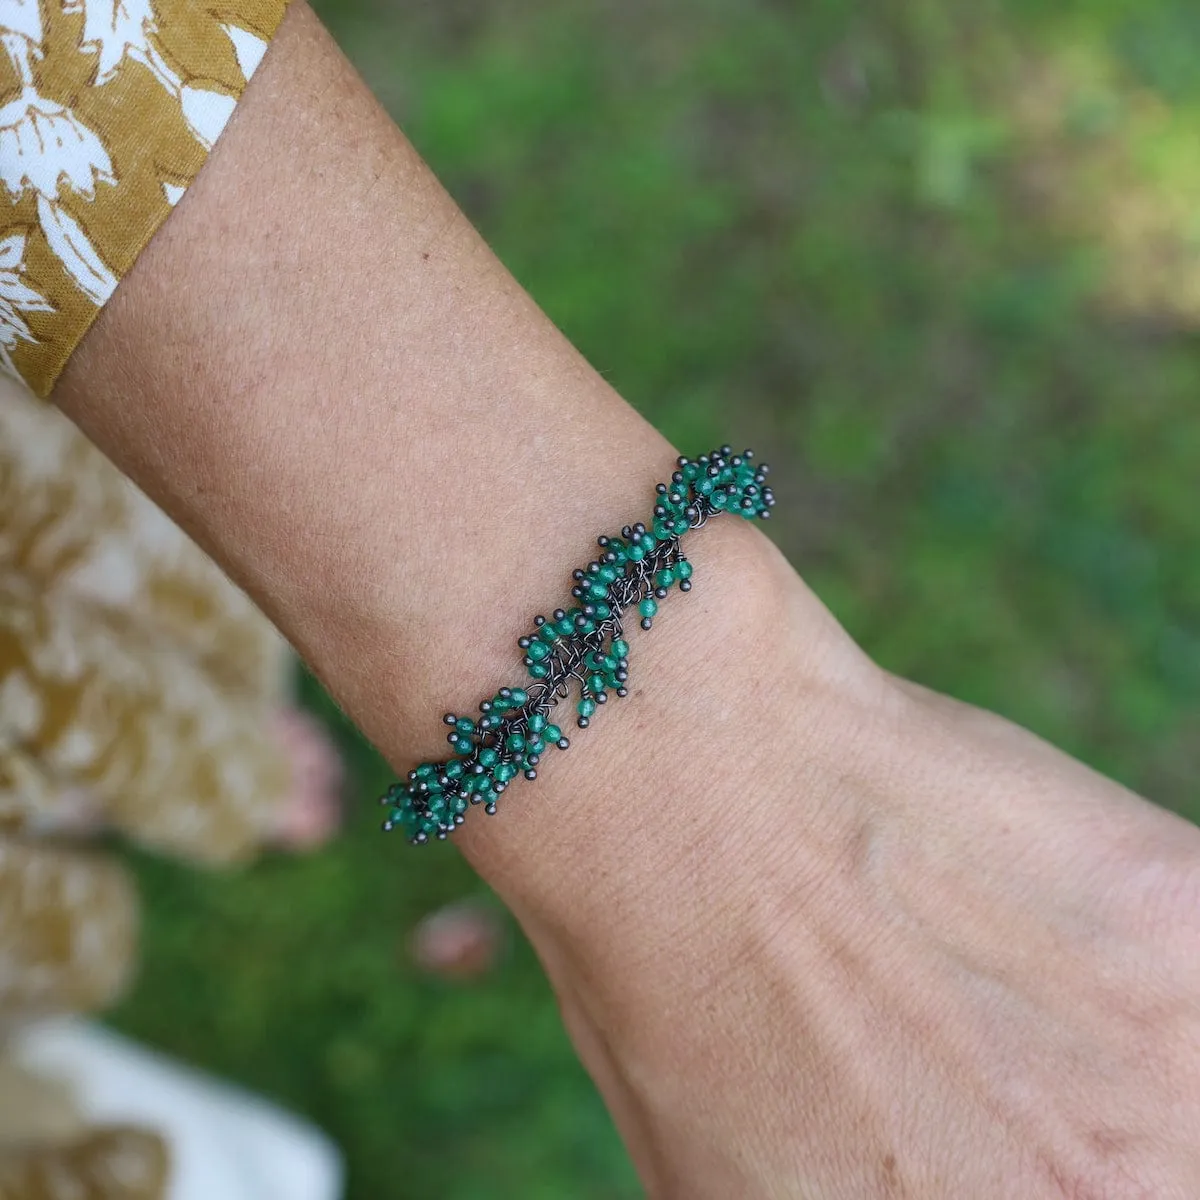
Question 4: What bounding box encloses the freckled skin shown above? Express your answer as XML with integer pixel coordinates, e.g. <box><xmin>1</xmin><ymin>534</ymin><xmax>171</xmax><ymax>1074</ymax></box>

<box><xmin>57</xmin><ymin>6</ymin><xmax>1200</xmax><ymax>1196</ymax></box>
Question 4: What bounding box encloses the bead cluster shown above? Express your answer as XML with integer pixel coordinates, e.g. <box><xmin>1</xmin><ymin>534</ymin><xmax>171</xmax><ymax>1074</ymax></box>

<box><xmin>380</xmin><ymin>446</ymin><xmax>775</xmax><ymax>844</ymax></box>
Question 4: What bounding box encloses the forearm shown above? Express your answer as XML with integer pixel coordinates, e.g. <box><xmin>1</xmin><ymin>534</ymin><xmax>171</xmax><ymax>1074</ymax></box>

<box><xmin>53</xmin><ymin>4</ymin><xmax>871</xmax><ymax>902</ymax></box>
<box><xmin>56</xmin><ymin>1</ymin><xmax>664</xmax><ymax>708</ymax></box>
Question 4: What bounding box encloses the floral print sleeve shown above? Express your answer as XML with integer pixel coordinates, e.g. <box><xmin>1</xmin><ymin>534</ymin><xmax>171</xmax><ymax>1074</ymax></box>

<box><xmin>0</xmin><ymin>0</ymin><xmax>288</xmax><ymax>395</ymax></box>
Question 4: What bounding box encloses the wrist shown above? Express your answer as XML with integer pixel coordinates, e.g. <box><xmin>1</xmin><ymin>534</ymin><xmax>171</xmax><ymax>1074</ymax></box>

<box><xmin>466</xmin><ymin>521</ymin><xmax>892</xmax><ymax>1191</ymax></box>
<box><xmin>453</xmin><ymin>512</ymin><xmax>886</xmax><ymax>954</ymax></box>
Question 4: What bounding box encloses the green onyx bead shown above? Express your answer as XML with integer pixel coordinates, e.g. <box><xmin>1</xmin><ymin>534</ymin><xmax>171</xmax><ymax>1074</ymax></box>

<box><xmin>382</xmin><ymin>447</ymin><xmax>780</xmax><ymax>840</ymax></box>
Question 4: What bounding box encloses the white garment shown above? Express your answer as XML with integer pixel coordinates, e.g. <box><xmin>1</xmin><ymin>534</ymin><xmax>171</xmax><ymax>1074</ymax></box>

<box><xmin>14</xmin><ymin>1019</ymin><xmax>342</xmax><ymax>1200</ymax></box>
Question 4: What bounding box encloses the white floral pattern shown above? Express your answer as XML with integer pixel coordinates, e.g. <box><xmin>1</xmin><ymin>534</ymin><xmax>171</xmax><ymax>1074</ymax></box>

<box><xmin>0</xmin><ymin>0</ymin><xmax>287</xmax><ymax>393</ymax></box>
<box><xmin>0</xmin><ymin>15</ymin><xmax>117</xmax><ymax>322</ymax></box>
<box><xmin>73</xmin><ymin>0</ymin><xmax>243</xmax><ymax>148</ymax></box>
<box><xmin>0</xmin><ymin>90</ymin><xmax>115</xmax><ymax>201</ymax></box>
<box><xmin>223</xmin><ymin>23</ymin><xmax>268</xmax><ymax>79</ymax></box>
<box><xmin>0</xmin><ymin>229</ymin><xmax>52</xmax><ymax>380</ymax></box>
<box><xmin>36</xmin><ymin>192</ymin><xmax>116</xmax><ymax>304</ymax></box>
<box><xmin>75</xmin><ymin>0</ymin><xmax>166</xmax><ymax>87</ymax></box>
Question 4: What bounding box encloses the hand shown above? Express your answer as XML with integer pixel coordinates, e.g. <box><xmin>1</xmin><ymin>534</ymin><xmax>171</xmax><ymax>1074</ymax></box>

<box><xmin>508</xmin><ymin>539</ymin><xmax>1200</xmax><ymax>1199</ymax></box>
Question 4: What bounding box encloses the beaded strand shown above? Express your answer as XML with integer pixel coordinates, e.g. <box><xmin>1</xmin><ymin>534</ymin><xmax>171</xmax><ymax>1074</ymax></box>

<box><xmin>380</xmin><ymin>446</ymin><xmax>775</xmax><ymax>843</ymax></box>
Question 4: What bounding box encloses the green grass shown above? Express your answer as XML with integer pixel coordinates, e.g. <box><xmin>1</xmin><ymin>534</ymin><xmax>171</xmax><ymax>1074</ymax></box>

<box><xmin>112</xmin><ymin>2</ymin><xmax>1200</xmax><ymax>1195</ymax></box>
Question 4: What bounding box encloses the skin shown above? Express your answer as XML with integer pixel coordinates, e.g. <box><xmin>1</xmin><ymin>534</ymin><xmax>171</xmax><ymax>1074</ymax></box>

<box><xmin>54</xmin><ymin>5</ymin><xmax>1200</xmax><ymax>1197</ymax></box>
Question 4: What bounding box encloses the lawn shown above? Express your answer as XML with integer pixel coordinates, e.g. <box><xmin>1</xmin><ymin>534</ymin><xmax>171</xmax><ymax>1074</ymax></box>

<box><xmin>113</xmin><ymin>1</ymin><xmax>1200</xmax><ymax>1195</ymax></box>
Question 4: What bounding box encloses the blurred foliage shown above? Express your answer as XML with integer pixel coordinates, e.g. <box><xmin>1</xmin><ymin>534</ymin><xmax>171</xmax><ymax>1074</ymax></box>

<box><xmin>113</xmin><ymin>0</ymin><xmax>1199</xmax><ymax>1196</ymax></box>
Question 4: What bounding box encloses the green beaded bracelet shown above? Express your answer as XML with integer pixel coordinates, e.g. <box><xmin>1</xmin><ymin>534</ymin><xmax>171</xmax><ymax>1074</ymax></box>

<box><xmin>380</xmin><ymin>445</ymin><xmax>775</xmax><ymax>843</ymax></box>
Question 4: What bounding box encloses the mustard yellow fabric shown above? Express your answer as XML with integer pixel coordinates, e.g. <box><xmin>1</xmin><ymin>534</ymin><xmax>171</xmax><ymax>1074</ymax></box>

<box><xmin>0</xmin><ymin>380</ymin><xmax>296</xmax><ymax>1196</ymax></box>
<box><xmin>0</xmin><ymin>8</ymin><xmax>296</xmax><ymax>1189</ymax></box>
<box><xmin>0</xmin><ymin>0</ymin><xmax>289</xmax><ymax>395</ymax></box>
<box><xmin>0</xmin><ymin>382</ymin><xmax>295</xmax><ymax>865</ymax></box>
<box><xmin>0</xmin><ymin>1128</ymin><xmax>169</xmax><ymax>1200</ymax></box>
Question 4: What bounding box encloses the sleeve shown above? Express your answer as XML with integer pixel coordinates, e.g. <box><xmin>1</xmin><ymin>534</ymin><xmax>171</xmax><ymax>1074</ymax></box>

<box><xmin>0</xmin><ymin>0</ymin><xmax>290</xmax><ymax>395</ymax></box>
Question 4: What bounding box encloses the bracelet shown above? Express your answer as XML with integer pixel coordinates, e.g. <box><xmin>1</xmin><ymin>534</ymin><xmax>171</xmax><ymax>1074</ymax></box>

<box><xmin>380</xmin><ymin>446</ymin><xmax>775</xmax><ymax>843</ymax></box>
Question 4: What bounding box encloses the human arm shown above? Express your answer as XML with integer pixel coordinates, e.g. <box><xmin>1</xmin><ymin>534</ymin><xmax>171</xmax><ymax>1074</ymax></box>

<box><xmin>53</xmin><ymin>5</ymin><xmax>1200</xmax><ymax>1195</ymax></box>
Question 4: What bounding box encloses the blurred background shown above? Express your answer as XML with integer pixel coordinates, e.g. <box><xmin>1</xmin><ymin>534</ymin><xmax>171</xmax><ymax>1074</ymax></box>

<box><xmin>112</xmin><ymin>0</ymin><xmax>1198</xmax><ymax>1195</ymax></box>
